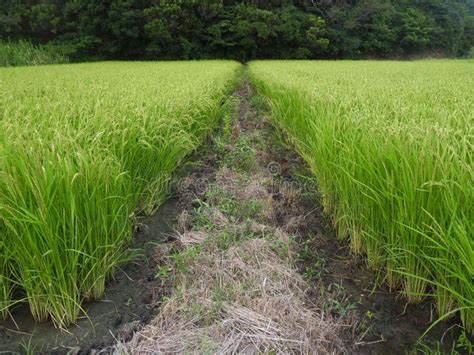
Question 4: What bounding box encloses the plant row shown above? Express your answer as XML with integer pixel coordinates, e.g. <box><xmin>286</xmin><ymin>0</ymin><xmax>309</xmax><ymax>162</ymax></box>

<box><xmin>0</xmin><ymin>61</ymin><xmax>240</xmax><ymax>327</ymax></box>
<box><xmin>249</xmin><ymin>60</ymin><xmax>473</xmax><ymax>334</ymax></box>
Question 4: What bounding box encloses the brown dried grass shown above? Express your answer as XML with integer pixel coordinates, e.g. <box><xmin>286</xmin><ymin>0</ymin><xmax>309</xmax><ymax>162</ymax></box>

<box><xmin>119</xmin><ymin>227</ymin><xmax>347</xmax><ymax>354</ymax></box>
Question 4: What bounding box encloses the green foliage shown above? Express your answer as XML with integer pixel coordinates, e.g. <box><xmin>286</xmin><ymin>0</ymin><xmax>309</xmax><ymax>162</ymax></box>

<box><xmin>0</xmin><ymin>60</ymin><xmax>240</xmax><ymax>327</ymax></box>
<box><xmin>1</xmin><ymin>1</ymin><xmax>471</xmax><ymax>60</ymax></box>
<box><xmin>249</xmin><ymin>60</ymin><xmax>474</xmax><ymax>335</ymax></box>
<box><xmin>300</xmin><ymin>0</ymin><xmax>473</xmax><ymax>57</ymax></box>
<box><xmin>469</xmin><ymin>46</ymin><xmax>474</xmax><ymax>58</ymax></box>
<box><xmin>223</xmin><ymin>136</ymin><xmax>257</xmax><ymax>172</ymax></box>
<box><xmin>0</xmin><ymin>40</ymin><xmax>68</xmax><ymax>66</ymax></box>
<box><xmin>394</xmin><ymin>8</ymin><xmax>432</xmax><ymax>53</ymax></box>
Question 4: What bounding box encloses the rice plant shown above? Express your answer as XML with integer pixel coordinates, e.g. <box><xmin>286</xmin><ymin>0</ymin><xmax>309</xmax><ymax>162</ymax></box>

<box><xmin>249</xmin><ymin>60</ymin><xmax>474</xmax><ymax>334</ymax></box>
<box><xmin>0</xmin><ymin>61</ymin><xmax>240</xmax><ymax>327</ymax></box>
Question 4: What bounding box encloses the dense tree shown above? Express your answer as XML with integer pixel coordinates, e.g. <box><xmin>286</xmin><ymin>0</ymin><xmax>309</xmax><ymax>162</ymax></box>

<box><xmin>207</xmin><ymin>3</ymin><xmax>328</xmax><ymax>60</ymax></box>
<box><xmin>0</xmin><ymin>0</ymin><xmax>472</xmax><ymax>60</ymax></box>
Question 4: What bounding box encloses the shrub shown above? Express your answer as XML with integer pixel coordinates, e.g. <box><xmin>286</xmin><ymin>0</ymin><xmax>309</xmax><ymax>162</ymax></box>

<box><xmin>0</xmin><ymin>40</ymin><xmax>69</xmax><ymax>67</ymax></box>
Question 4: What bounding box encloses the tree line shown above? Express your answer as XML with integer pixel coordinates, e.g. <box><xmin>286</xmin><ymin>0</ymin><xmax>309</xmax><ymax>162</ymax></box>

<box><xmin>1</xmin><ymin>0</ymin><xmax>473</xmax><ymax>61</ymax></box>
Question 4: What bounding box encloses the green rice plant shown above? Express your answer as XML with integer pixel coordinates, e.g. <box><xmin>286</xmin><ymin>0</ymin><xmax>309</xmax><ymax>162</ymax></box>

<box><xmin>0</xmin><ymin>61</ymin><xmax>240</xmax><ymax>327</ymax></box>
<box><xmin>249</xmin><ymin>60</ymin><xmax>473</xmax><ymax>334</ymax></box>
<box><xmin>0</xmin><ymin>40</ymin><xmax>69</xmax><ymax>67</ymax></box>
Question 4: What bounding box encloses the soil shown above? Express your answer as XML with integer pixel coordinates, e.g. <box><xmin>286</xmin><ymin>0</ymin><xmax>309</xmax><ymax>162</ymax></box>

<box><xmin>0</xmin><ymin>77</ymin><xmax>466</xmax><ymax>354</ymax></box>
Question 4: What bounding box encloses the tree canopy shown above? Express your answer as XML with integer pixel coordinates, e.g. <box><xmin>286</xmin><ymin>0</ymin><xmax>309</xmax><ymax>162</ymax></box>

<box><xmin>1</xmin><ymin>0</ymin><xmax>473</xmax><ymax>61</ymax></box>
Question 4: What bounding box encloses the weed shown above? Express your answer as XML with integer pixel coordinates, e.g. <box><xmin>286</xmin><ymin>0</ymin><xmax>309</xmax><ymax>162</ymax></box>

<box><xmin>223</xmin><ymin>136</ymin><xmax>256</xmax><ymax>172</ymax></box>
<box><xmin>155</xmin><ymin>265</ymin><xmax>173</xmax><ymax>280</ymax></box>
<box><xmin>270</xmin><ymin>235</ymin><xmax>294</xmax><ymax>261</ymax></box>
<box><xmin>322</xmin><ymin>283</ymin><xmax>357</xmax><ymax>317</ymax></box>
<box><xmin>18</xmin><ymin>337</ymin><xmax>38</xmax><ymax>355</ymax></box>
<box><xmin>192</xmin><ymin>202</ymin><xmax>218</xmax><ymax>231</ymax></box>
<box><xmin>170</xmin><ymin>245</ymin><xmax>203</xmax><ymax>274</ymax></box>
<box><xmin>249</xmin><ymin>94</ymin><xmax>268</xmax><ymax>112</ymax></box>
<box><xmin>303</xmin><ymin>259</ymin><xmax>328</xmax><ymax>280</ymax></box>
<box><xmin>455</xmin><ymin>331</ymin><xmax>474</xmax><ymax>353</ymax></box>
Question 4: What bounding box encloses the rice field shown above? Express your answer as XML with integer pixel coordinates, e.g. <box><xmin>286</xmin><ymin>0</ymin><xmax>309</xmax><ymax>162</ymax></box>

<box><xmin>249</xmin><ymin>60</ymin><xmax>474</xmax><ymax>334</ymax></box>
<box><xmin>0</xmin><ymin>61</ymin><xmax>240</xmax><ymax>327</ymax></box>
<box><xmin>1</xmin><ymin>58</ymin><xmax>472</xmax><ymax>343</ymax></box>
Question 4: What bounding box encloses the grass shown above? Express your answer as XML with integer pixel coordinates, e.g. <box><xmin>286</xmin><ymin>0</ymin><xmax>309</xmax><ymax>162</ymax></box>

<box><xmin>0</xmin><ymin>60</ymin><xmax>240</xmax><ymax>327</ymax></box>
<box><xmin>0</xmin><ymin>40</ymin><xmax>69</xmax><ymax>67</ymax></box>
<box><xmin>249</xmin><ymin>60</ymin><xmax>474</xmax><ymax>334</ymax></box>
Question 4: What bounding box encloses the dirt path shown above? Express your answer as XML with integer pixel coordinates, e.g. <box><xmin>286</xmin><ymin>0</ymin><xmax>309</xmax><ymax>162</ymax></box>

<box><xmin>119</xmin><ymin>78</ymin><xmax>463</xmax><ymax>353</ymax></box>
<box><xmin>118</xmin><ymin>79</ymin><xmax>349</xmax><ymax>353</ymax></box>
<box><xmin>0</xmin><ymin>77</ymin><xmax>463</xmax><ymax>354</ymax></box>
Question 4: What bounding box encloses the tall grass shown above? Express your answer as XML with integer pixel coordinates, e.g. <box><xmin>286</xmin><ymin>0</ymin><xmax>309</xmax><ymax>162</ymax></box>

<box><xmin>0</xmin><ymin>40</ymin><xmax>69</xmax><ymax>67</ymax></box>
<box><xmin>0</xmin><ymin>61</ymin><xmax>240</xmax><ymax>327</ymax></box>
<box><xmin>249</xmin><ymin>60</ymin><xmax>473</xmax><ymax>334</ymax></box>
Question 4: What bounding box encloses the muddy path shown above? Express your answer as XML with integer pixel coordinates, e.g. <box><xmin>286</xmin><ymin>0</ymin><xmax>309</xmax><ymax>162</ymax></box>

<box><xmin>0</xmin><ymin>77</ymin><xmax>465</xmax><ymax>354</ymax></box>
<box><xmin>120</xmin><ymin>78</ymin><xmax>464</xmax><ymax>353</ymax></box>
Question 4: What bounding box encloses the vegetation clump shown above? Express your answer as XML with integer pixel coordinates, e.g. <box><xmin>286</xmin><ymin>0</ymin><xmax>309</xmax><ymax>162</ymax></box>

<box><xmin>0</xmin><ymin>40</ymin><xmax>68</xmax><ymax>67</ymax></box>
<box><xmin>0</xmin><ymin>60</ymin><xmax>240</xmax><ymax>327</ymax></box>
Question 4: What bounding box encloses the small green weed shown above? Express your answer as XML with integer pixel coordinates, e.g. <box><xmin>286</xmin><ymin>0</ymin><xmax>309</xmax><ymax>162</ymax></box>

<box><xmin>322</xmin><ymin>283</ymin><xmax>357</xmax><ymax>317</ymax></box>
<box><xmin>223</xmin><ymin>136</ymin><xmax>256</xmax><ymax>172</ymax></box>
<box><xmin>170</xmin><ymin>245</ymin><xmax>203</xmax><ymax>274</ymax></box>
<box><xmin>303</xmin><ymin>259</ymin><xmax>328</xmax><ymax>280</ymax></box>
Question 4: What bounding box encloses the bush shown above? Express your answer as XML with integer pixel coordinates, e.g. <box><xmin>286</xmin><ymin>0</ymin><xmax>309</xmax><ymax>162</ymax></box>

<box><xmin>468</xmin><ymin>47</ymin><xmax>474</xmax><ymax>58</ymax></box>
<box><xmin>0</xmin><ymin>40</ymin><xmax>69</xmax><ymax>67</ymax></box>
